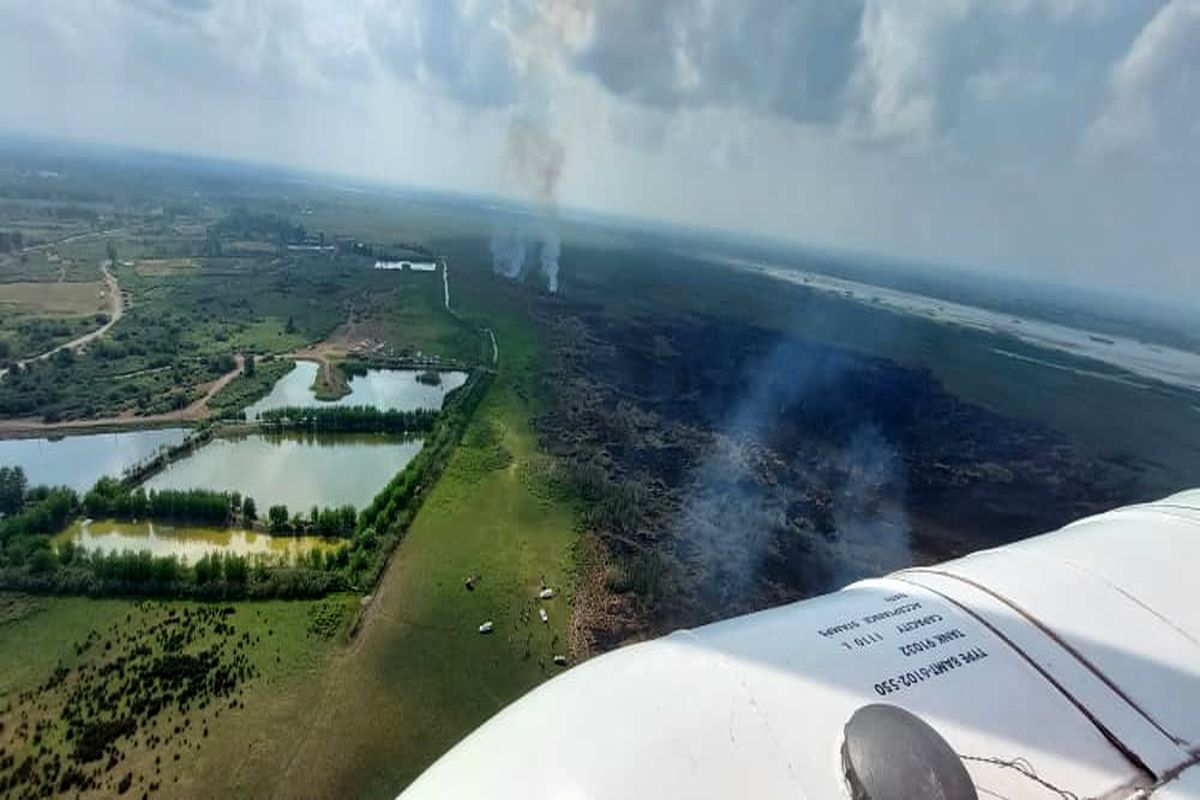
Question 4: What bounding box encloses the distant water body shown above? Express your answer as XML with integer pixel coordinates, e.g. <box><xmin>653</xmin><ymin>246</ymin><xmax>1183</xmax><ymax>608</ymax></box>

<box><xmin>717</xmin><ymin>255</ymin><xmax>1200</xmax><ymax>394</ymax></box>
<box><xmin>245</xmin><ymin>362</ymin><xmax>467</xmax><ymax>419</ymax></box>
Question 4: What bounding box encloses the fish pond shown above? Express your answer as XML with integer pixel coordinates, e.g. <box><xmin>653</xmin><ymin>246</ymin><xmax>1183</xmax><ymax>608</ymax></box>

<box><xmin>0</xmin><ymin>427</ymin><xmax>189</xmax><ymax>491</ymax></box>
<box><xmin>53</xmin><ymin>518</ymin><xmax>342</xmax><ymax>563</ymax></box>
<box><xmin>244</xmin><ymin>361</ymin><xmax>467</xmax><ymax>418</ymax></box>
<box><xmin>143</xmin><ymin>431</ymin><xmax>423</xmax><ymax>510</ymax></box>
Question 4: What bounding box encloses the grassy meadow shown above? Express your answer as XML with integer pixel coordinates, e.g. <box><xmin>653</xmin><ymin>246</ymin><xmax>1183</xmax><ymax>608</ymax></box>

<box><xmin>0</xmin><ymin>261</ymin><xmax>580</xmax><ymax>798</ymax></box>
<box><xmin>0</xmin><ymin>592</ymin><xmax>358</xmax><ymax>798</ymax></box>
<box><xmin>191</xmin><ymin>295</ymin><xmax>578</xmax><ymax>798</ymax></box>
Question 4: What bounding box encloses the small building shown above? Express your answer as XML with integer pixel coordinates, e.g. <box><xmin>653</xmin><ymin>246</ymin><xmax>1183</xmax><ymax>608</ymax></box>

<box><xmin>374</xmin><ymin>260</ymin><xmax>438</xmax><ymax>272</ymax></box>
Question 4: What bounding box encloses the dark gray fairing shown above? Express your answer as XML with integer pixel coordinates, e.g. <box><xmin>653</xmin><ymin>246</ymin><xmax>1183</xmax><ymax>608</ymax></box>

<box><xmin>842</xmin><ymin>704</ymin><xmax>977</xmax><ymax>800</ymax></box>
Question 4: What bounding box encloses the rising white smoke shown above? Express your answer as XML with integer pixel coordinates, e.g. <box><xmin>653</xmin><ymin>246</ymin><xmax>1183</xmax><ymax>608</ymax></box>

<box><xmin>539</xmin><ymin>225</ymin><xmax>560</xmax><ymax>293</ymax></box>
<box><xmin>673</xmin><ymin>338</ymin><xmax>912</xmax><ymax>611</ymax></box>
<box><xmin>825</xmin><ymin>425</ymin><xmax>912</xmax><ymax>588</ymax></box>
<box><xmin>489</xmin><ymin>226</ymin><xmax>527</xmax><ymax>279</ymax></box>
<box><xmin>488</xmin><ymin>1</ymin><xmax>589</xmax><ymax>294</ymax></box>
<box><xmin>490</xmin><ymin>118</ymin><xmax>564</xmax><ymax>291</ymax></box>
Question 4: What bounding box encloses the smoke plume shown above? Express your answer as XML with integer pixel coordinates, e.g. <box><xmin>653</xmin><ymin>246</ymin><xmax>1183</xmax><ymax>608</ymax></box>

<box><xmin>488</xmin><ymin>1</ymin><xmax>584</xmax><ymax>294</ymax></box>
<box><xmin>673</xmin><ymin>337</ymin><xmax>912</xmax><ymax>613</ymax></box>
<box><xmin>539</xmin><ymin>224</ymin><xmax>560</xmax><ymax>293</ymax></box>
<box><xmin>825</xmin><ymin>426</ymin><xmax>911</xmax><ymax>588</ymax></box>
<box><xmin>488</xmin><ymin>226</ymin><xmax>526</xmax><ymax>279</ymax></box>
<box><xmin>490</xmin><ymin>119</ymin><xmax>564</xmax><ymax>291</ymax></box>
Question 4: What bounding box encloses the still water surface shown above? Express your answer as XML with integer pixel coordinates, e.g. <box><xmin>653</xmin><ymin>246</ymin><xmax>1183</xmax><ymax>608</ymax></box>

<box><xmin>245</xmin><ymin>362</ymin><xmax>467</xmax><ymax>418</ymax></box>
<box><xmin>0</xmin><ymin>366</ymin><xmax>460</xmax><ymax>495</ymax></box>
<box><xmin>144</xmin><ymin>432</ymin><xmax>422</xmax><ymax>509</ymax></box>
<box><xmin>0</xmin><ymin>428</ymin><xmax>189</xmax><ymax>491</ymax></box>
<box><xmin>53</xmin><ymin>518</ymin><xmax>342</xmax><ymax>562</ymax></box>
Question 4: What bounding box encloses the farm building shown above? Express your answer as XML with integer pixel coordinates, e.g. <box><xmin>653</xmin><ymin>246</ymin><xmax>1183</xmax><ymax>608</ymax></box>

<box><xmin>374</xmin><ymin>260</ymin><xmax>438</xmax><ymax>272</ymax></box>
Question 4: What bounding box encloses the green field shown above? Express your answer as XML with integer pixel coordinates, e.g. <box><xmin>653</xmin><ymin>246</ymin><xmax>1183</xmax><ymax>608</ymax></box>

<box><xmin>188</xmin><ymin>301</ymin><xmax>578</xmax><ymax>797</ymax></box>
<box><xmin>0</xmin><ymin>247</ymin><xmax>106</xmax><ymax>285</ymax></box>
<box><xmin>0</xmin><ymin>592</ymin><xmax>358</xmax><ymax>798</ymax></box>
<box><xmin>0</xmin><ymin>240</ymin><xmax>477</xmax><ymax>422</ymax></box>
<box><xmin>0</xmin><ymin>162</ymin><xmax>573</xmax><ymax>798</ymax></box>
<box><xmin>0</xmin><ymin>167</ymin><xmax>571</xmax><ymax>797</ymax></box>
<box><xmin>0</xmin><ymin>280</ymin><xmax>579</xmax><ymax>798</ymax></box>
<box><xmin>5</xmin><ymin>142</ymin><xmax>1198</xmax><ymax>800</ymax></box>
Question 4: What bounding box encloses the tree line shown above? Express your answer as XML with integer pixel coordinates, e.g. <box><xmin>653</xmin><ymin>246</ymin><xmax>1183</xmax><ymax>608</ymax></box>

<box><xmin>0</xmin><ymin>477</ymin><xmax>78</xmax><ymax>567</ymax></box>
<box><xmin>12</xmin><ymin>545</ymin><xmax>348</xmax><ymax>599</ymax></box>
<box><xmin>0</xmin><ymin>369</ymin><xmax>488</xmax><ymax>600</ymax></box>
<box><xmin>265</xmin><ymin>503</ymin><xmax>357</xmax><ymax>537</ymax></box>
<box><xmin>257</xmin><ymin>404</ymin><xmax>438</xmax><ymax>434</ymax></box>
<box><xmin>213</xmin><ymin>208</ymin><xmax>307</xmax><ymax>245</ymax></box>
<box><xmin>83</xmin><ymin>477</ymin><xmax>248</xmax><ymax>526</ymax></box>
<box><xmin>0</xmin><ymin>468</ymin><xmax>351</xmax><ymax>598</ymax></box>
<box><xmin>0</xmin><ymin>464</ymin><xmax>27</xmax><ymax>514</ymax></box>
<box><xmin>344</xmin><ymin>371</ymin><xmax>490</xmax><ymax>590</ymax></box>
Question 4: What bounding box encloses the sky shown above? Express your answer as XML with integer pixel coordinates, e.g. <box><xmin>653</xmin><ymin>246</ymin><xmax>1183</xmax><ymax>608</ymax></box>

<box><xmin>1</xmin><ymin>0</ymin><xmax>1198</xmax><ymax>302</ymax></box>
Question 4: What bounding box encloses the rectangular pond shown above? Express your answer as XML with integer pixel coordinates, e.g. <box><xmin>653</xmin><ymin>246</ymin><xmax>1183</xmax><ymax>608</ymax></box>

<box><xmin>53</xmin><ymin>519</ymin><xmax>342</xmax><ymax>563</ymax></box>
<box><xmin>0</xmin><ymin>428</ymin><xmax>190</xmax><ymax>491</ymax></box>
<box><xmin>143</xmin><ymin>431</ymin><xmax>422</xmax><ymax>510</ymax></box>
<box><xmin>245</xmin><ymin>361</ymin><xmax>467</xmax><ymax>419</ymax></box>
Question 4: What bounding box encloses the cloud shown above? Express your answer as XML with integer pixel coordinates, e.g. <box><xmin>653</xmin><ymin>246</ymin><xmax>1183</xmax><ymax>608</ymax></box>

<box><xmin>8</xmin><ymin>0</ymin><xmax>1174</xmax><ymax>156</ymax></box>
<box><xmin>1</xmin><ymin>0</ymin><xmax>1198</xmax><ymax>302</ymax></box>
<box><xmin>1086</xmin><ymin>0</ymin><xmax>1200</xmax><ymax>154</ymax></box>
<box><xmin>572</xmin><ymin>1</ymin><xmax>865</xmax><ymax>125</ymax></box>
<box><xmin>364</xmin><ymin>0</ymin><xmax>524</xmax><ymax>108</ymax></box>
<box><xmin>840</xmin><ymin>1</ymin><xmax>1073</xmax><ymax>150</ymax></box>
<box><xmin>840</xmin><ymin>0</ymin><xmax>1136</xmax><ymax>150</ymax></box>
<box><xmin>558</xmin><ymin>0</ymin><xmax>1154</xmax><ymax>154</ymax></box>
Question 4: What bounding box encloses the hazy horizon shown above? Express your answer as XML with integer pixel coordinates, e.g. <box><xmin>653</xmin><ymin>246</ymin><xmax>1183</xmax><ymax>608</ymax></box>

<box><xmin>3</xmin><ymin>0</ymin><xmax>1198</xmax><ymax>304</ymax></box>
<box><xmin>4</xmin><ymin>127</ymin><xmax>1197</xmax><ymax>329</ymax></box>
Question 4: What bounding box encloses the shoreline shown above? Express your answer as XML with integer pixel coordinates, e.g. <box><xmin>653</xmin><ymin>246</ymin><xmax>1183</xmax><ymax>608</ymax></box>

<box><xmin>714</xmin><ymin>252</ymin><xmax>1200</xmax><ymax>395</ymax></box>
<box><xmin>0</xmin><ymin>353</ymin><xmax>246</xmax><ymax>441</ymax></box>
<box><xmin>0</xmin><ymin>358</ymin><xmax>473</xmax><ymax>442</ymax></box>
<box><xmin>0</xmin><ymin>417</ymin><xmax>198</xmax><ymax>441</ymax></box>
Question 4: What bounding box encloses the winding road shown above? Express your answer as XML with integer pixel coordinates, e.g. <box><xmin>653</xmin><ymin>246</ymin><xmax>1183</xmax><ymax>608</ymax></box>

<box><xmin>0</xmin><ymin>354</ymin><xmax>246</xmax><ymax>439</ymax></box>
<box><xmin>0</xmin><ymin>253</ymin><xmax>494</xmax><ymax>437</ymax></box>
<box><xmin>0</xmin><ymin>257</ymin><xmax>250</xmax><ymax>437</ymax></box>
<box><xmin>0</xmin><ymin>259</ymin><xmax>125</xmax><ymax>379</ymax></box>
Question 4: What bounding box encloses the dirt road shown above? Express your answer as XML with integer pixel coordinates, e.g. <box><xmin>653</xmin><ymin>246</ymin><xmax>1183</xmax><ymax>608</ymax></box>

<box><xmin>0</xmin><ymin>260</ymin><xmax>125</xmax><ymax>380</ymax></box>
<box><xmin>11</xmin><ymin>226</ymin><xmax>130</xmax><ymax>257</ymax></box>
<box><xmin>0</xmin><ymin>355</ymin><xmax>245</xmax><ymax>439</ymax></box>
<box><xmin>55</xmin><ymin>259</ymin><xmax>124</xmax><ymax>352</ymax></box>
